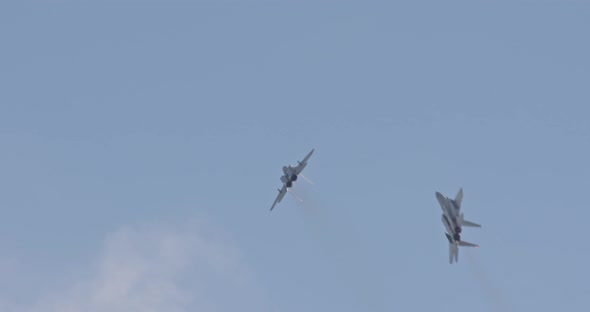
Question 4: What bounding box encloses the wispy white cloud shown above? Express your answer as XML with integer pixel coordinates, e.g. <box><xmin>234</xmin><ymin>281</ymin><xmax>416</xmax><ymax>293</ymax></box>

<box><xmin>2</xmin><ymin>221</ymin><xmax>274</xmax><ymax>312</ymax></box>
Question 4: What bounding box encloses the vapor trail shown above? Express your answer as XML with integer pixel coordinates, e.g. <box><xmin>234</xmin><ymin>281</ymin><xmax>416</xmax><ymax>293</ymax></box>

<box><xmin>464</xmin><ymin>250</ymin><xmax>512</xmax><ymax>312</ymax></box>
<box><xmin>294</xmin><ymin>184</ymin><xmax>387</xmax><ymax>311</ymax></box>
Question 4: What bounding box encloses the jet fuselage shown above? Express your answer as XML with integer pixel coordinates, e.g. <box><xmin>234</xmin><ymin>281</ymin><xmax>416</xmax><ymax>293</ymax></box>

<box><xmin>436</xmin><ymin>192</ymin><xmax>462</xmax><ymax>236</ymax></box>
<box><xmin>435</xmin><ymin>188</ymin><xmax>480</xmax><ymax>263</ymax></box>
<box><xmin>280</xmin><ymin>166</ymin><xmax>298</xmax><ymax>187</ymax></box>
<box><xmin>441</xmin><ymin>214</ymin><xmax>461</xmax><ymax>242</ymax></box>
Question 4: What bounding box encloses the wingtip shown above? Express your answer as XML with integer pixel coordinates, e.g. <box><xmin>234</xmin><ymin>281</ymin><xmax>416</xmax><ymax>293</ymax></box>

<box><xmin>435</xmin><ymin>192</ymin><xmax>445</xmax><ymax>201</ymax></box>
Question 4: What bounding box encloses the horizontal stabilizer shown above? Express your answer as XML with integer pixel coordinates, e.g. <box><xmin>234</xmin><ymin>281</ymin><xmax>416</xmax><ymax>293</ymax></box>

<box><xmin>458</xmin><ymin>240</ymin><xmax>478</xmax><ymax>248</ymax></box>
<box><xmin>462</xmin><ymin>219</ymin><xmax>481</xmax><ymax>228</ymax></box>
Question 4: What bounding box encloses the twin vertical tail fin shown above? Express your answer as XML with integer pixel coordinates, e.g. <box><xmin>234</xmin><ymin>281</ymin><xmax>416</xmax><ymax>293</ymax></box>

<box><xmin>447</xmin><ymin>241</ymin><xmax>477</xmax><ymax>264</ymax></box>
<box><xmin>448</xmin><ymin>242</ymin><xmax>458</xmax><ymax>264</ymax></box>
<box><xmin>445</xmin><ymin>233</ymin><xmax>478</xmax><ymax>264</ymax></box>
<box><xmin>445</xmin><ymin>233</ymin><xmax>459</xmax><ymax>264</ymax></box>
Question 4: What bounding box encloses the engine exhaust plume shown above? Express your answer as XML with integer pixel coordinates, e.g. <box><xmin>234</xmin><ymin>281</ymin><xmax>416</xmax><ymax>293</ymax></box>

<box><xmin>464</xmin><ymin>249</ymin><xmax>513</xmax><ymax>312</ymax></box>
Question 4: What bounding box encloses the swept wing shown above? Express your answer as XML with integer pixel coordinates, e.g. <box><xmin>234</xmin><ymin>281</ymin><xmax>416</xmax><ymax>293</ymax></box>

<box><xmin>294</xmin><ymin>149</ymin><xmax>314</xmax><ymax>175</ymax></box>
<box><xmin>271</xmin><ymin>185</ymin><xmax>287</xmax><ymax>211</ymax></box>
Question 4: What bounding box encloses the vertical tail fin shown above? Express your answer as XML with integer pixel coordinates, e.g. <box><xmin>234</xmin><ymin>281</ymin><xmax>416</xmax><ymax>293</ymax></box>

<box><xmin>449</xmin><ymin>243</ymin><xmax>458</xmax><ymax>264</ymax></box>
<box><xmin>445</xmin><ymin>233</ymin><xmax>458</xmax><ymax>264</ymax></box>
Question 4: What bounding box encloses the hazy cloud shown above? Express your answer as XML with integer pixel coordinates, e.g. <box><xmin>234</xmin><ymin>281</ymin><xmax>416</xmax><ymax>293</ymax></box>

<box><xmin>2</xmin><ymin>221</ymin><xmax>274</xmax><ymax>312</ymax></box>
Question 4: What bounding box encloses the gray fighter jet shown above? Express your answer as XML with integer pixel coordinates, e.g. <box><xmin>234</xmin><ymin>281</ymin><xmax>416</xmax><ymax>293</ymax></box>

<box><xmin>436</xmin><ymin>188</ymin><xmax>481</xmax><ymax>263</ymax></box>
<box><xmin>270</xmin><ymin>149</ymin><xmax>314</xmax><ymax>211</ymax></box>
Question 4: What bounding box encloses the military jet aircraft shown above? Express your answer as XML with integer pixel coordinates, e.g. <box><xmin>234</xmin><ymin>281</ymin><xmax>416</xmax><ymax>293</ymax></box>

<box><xmin>270</xmin><ymin>149</ymin><xmax>314</xmax><ymax>211</ymax></box>
<box><xmin>436</xmin><ymin>188</ymin><xmax>481</xmax><ymax>263</ymax></box>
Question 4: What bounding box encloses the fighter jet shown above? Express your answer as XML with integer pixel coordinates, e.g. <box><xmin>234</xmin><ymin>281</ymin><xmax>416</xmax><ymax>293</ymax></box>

<box><xmin>270</xmin><ymin>149</ymin><xmax>314</xmax><ymax>211</ymax></box>
<box><xmin>436</xmin><ymin>188</ymin><xmax>481</xmax><ymax>264</ymax></box>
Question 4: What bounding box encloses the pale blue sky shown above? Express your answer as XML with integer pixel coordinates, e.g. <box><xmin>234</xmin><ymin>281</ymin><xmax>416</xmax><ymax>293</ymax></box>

<box><xmin>1</xmin><ymin>1</ymin><xmax>589</xmax><ymax>311</ymax></box>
